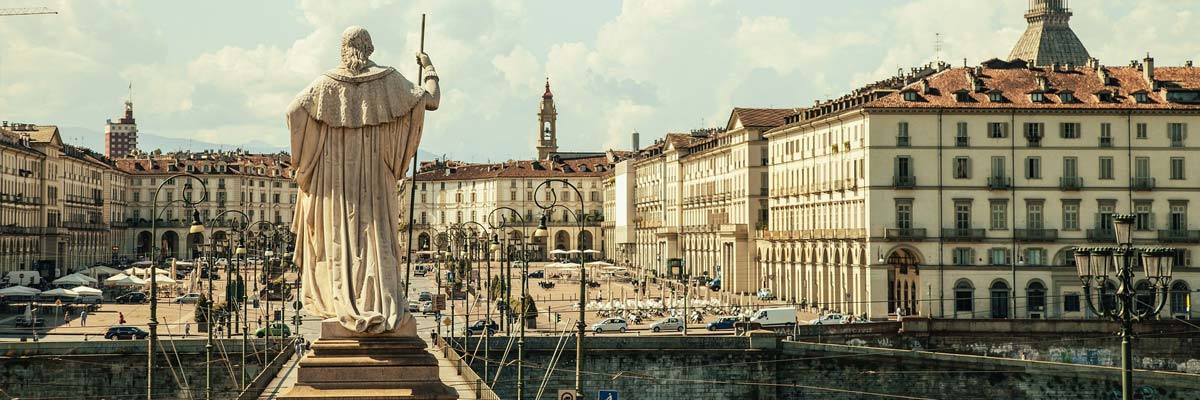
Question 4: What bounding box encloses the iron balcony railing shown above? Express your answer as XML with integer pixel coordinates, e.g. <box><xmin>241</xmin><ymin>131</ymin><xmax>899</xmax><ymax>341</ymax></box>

<box><xmin>1059</xmin><ymin>176</ymin><xmax>1083</xmax><ymax>191</ymax></box>
<box><xmin>893</xmin><ymin>175</ymin><xmax>916</xmax><ymax>188</ymax></box>
<box><xmin>1087</xmin><ymin>228</ymin><xmax>1116</xmax><ymax>241</ymax></box>
<box><xmin>1132</xmin><ymin>177</ymin><xmax>1156</xmax><ymax>191</ymax></box>
<box><xmin>987</xmin><ymin>176</ymin><xmax>1012</xmax><ymax>190</ymax></box>
<box><xmin>942</xmin><ymin>228</ymin><xmax>986</xmax><ymax>241</ymax></box>
<box><xmin>1158</xmin><ymin>229</ymin><xmax>1200</xmax><ymax>243</ymax></box>
<box><xmin>884</xmin><ymin>228</ymin><xmax>927</xmax><ymax>241</ymax></box>
<box><xmin>1015</xmin><ymin>228</ymin><xmax>1058</xmax><ymax>242</ymax></box>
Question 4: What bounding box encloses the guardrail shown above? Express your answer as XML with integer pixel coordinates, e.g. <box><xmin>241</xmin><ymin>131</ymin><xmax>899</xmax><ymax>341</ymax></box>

<box><xmin>442</xmin><ymin>337</ymin><xmax>502</xmax><ymax>400</ymax></box>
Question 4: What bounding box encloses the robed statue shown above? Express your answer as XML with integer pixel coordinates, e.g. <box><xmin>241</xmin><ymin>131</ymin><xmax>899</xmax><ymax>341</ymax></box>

<box><xmin>288</xmin><ymin>26</ymin><xmax>440</xmax><ymax>335</ymax></box>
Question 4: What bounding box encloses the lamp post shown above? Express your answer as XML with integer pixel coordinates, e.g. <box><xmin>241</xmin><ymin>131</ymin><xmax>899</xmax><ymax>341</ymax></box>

<box><xmin>531</xmin><ymin>179</ymin><xmax>587</xmax><ymax>399</ymax></box>
<box><xmin>208</xmin><ymin>210</ymin><xmax>250</xmax><ymax>391</ymax></box>
<box><xmin>488</xmin><ymin>207</ymin><xmax>530</xmax><ymax>400</ymax></box>
<box><xmin>148</xmin><ymin>173</ymin><xmax>207</xmax><ymax>400</ymax></box>
<box><xmin>456</xmin><ymin>221</ymin><xmax>490</xmax><ymax>377</ymax></box>
<box><xmin>1073</xmin><ymin>214</ymin><xmax>1175</xmax><ymax>400</ymax></box>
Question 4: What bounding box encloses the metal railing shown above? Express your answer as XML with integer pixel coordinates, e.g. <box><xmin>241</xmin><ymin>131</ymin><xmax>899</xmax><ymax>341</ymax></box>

<box><xmin>893</xmin><ymin>175</ymin><xmax>916</xmax><ymax>188</ymax></box>
<box><xmin>942</xmin><ymin>228</ymin><xmax>986</xmax><ymax>241</ymax></box>
<box><xmin>1015</xmin><ymin>228</ymin><xmax>1058</xmax><ymax>242</ymax></box>
<box><xmin>1087</xmin><ymin>228</ymin><xmax>1116</xmax><ymax>241</ymax></box>
<box><xmin>1131</xmin><ymin>177</ymin><xmax>1156</xmax><ymax>191</ymax></box>
<box><xmin>1158</xmin><ymin>229</ymin><xmax>1200</xmax><ymax>243</ymax></box>
<box><xmin>987</xmin><ymin>176</ymin><xmax>1012</xmax><ymax>190</ymax></box>
<box><xmin>884</xmin><ymin>227</ymin><xmax>927</xmax><ymax>241</ymax></box>
<box><xmin>443</xmin><ymin>338</ymin><xmax>502</xmax><ymax>400</ymax></box>
<box><xmin>1059</xmin><ymin>176</ymin><xmax>1083</xmax><ymax>190</ymax></box>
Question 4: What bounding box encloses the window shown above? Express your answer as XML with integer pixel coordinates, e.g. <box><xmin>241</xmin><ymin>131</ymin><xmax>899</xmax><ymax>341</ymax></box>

<box><xmin>1134</xmin><ymin>92</ymin><xmax>1149</xmax><ymax>103</ymax></box>
<box><xmin>1099</xmin><ymin>157</ymin><xmax>1114</xmax><ymax>180</ymax></box>
<box><xmin>1063</xmin><ymin>157</ymin><xmax>1078</xmax><ymax>178</ymax></box>
<box><xmin>988</xmin><ymin>248</ymin><xmax>1010</xmax><ymax>265</ymax></box>
<box><xmin>953</xmin><ymin>157</ymin><xmax>971</xmax><ymax>179</ymax></box>
<box><xmin>988</xmin><ymin>91</ymin><xmax>1004</xmax><ymax>102</ymax></box>
<box><xmin>987</xmin><ymin>122</ymin><xmax>1009</xmax><ymax>138</ymax></box>
<box><xmin>1170</xmin><ymin>282</ymin><xmax>1190</xmax><ymax>315</ymax></box>
<box><xmin>1170</xmin><ymin>203</ymin><xmax>1188</xmax><ymax>231</ymax></box>
<box><xmin>1024</xmin><ymin>122</ymin><xmax>1044</xmax><ymax>146</ymax></box>
<box><xmin>1059</xmin><ymin>92</ymin><xmax>1075</xmax><ymax>103</ymax></box>
<box><xmin>1098</xmin><ymin>202</ymin><xmax>1116</xmax><ymax>231</ymax></box>
<box><xmin>1063</xmin><ymin>203</ymin><xmax>1080</xmax><ymax>231</ymax></box>
<box><xmin>1060</xmin><ymin>122</ymin><xmax>1081</xmax><ymax>139</ymax></box>
<box><xmin>1169</xmin><ymin>123</ymin><xmax>1187</xmax><ymax>147</ymax></box>
<box><xmin>1025</xmin><ymin>157</ymin><xmax>1041</xmax><ymax>179</ymax></box>
<box><xmin>1064</xmin><ymin>293</ymin><xmax>1081</xmax><ymax>312</ymax></box>
<box><xmin>954</xmin><ymin>280</ymin><xmax>974</xmax><ymax>313</ymax></box>
<box><xmin>1135</xmin><ymin>202</ymin><xmax>1153</xmax><ymax>231</ymax></box>
<box><xmin>990</xmin><ymin>200</ymin><xmax>1007</xmax><ymax>230</ymax></box>
<box><xmin>1171</xmin><ymin>158</ymin><xmax>1185</xmax><ymax>180</ymax></box>
<box><xmin>1026</xmin><ymin>281</ymin><xmax>1046</xmax><ymax>314</ymax></box>
<box><xmin>1030</xmin><ymin>92</ymin><xmax>1045</xmax><ymax>102</ymax></box>
<box><xmin>1136</xmin><ymin>123</ymin><xmax>1148</xmax><ymax>139</ymax></box>
<box><xmin>897</xmin><ymin>122</ymin><xmax>910</xmax><ymax>147</ymax></box>
<box><xmin>903</xmin><ymin>91</ymin><xmax>918</xmax><ymax>101</ymax></box>
<box><xmin>1024</xmin><ymin>248</ymin><xmax>1046</xmax><ymax>266</ymax></box>
<box><xmin>954</xmin><ymin>201</ymin><xmax>971</xmax><ymax>229</ymax></box>
<box><xmin>1099</xmin><ymin>123</ymin><xmax>1112</xmax><ymax>147</ymax></box>
<box><xmin>956</xmin><ymin>122</ymin><xmax>969</xmax><ymax>147</ymax></box>
<box><xmin>952</xmin><ymin>248</ymin><xmax>973</xmax><ymax>266</ymax></box>
<box><xmin>896</xmin><ymin>200</ymin><xmax>913</xmax><ymax>230</ymax></box>
<box><xmin>1134</xmin><ymin>157</ymin><xmax>1150</xmax><ymax>179</ymax></box>
<box><xmin>1027</xmin><ymin>202</ymin><xmax>1044</xmax><ymax>230</ymax></box>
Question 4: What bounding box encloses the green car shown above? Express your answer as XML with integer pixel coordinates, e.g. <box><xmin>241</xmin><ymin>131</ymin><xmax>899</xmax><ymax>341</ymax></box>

<box><xmin>254</xmin><ymin>322</ymin><xmax>291</xmax><ymax>338</ymax></box>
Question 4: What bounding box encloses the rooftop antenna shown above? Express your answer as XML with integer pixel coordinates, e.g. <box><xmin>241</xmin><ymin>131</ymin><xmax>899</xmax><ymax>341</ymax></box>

<box><xmin>934</xmin><ymin>32</ymin><xmax>943</xmax><ymax>64</ymax></box>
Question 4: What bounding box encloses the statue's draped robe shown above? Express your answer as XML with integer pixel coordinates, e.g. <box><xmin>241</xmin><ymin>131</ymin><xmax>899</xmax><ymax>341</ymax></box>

<box><xmin>288</xmin><ymin>65</ymin><xmax>426</xmax><ymax>334</ymax></box>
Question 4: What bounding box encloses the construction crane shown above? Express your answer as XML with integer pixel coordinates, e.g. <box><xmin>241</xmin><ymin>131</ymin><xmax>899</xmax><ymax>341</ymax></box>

<box><xmin>0</xmin><ymin>7</ymin><xmax>57</xmax><ymax>17</ymax></box>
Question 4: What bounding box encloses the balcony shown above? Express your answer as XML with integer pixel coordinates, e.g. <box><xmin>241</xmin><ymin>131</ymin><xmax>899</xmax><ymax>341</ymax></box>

<box><xmin>897</xmin><ymin>136</ymin><xmax>910</xmax><ymax>147</ymax></box>
<box><xmin>1132</xmin><ymin>177</ymin><xmax>1155</xmax><ymax>191</ymax></box>
<box><xmin>1087</xmin><ymin>228</ymin><xmax>1115</xmax><ymax>241</ymax></box>
<box><xmin>1159</xmin><ymin>229</ymin><xmax>1200</xmax><ymax>243</ymax></box>
<box><xmin>63</xmin><ymin>221</ymin><xmax>110</xmax><ymax>231</ymax></box>
<box><xmin>955</xmin><ymin>136</ymin><xmax>969</xmax><ymax>147</ymax></box>
<box><xmin>884</xmin><ymin>228</ymin><xmax>927</xmax><ymax>241</ymax></box>
<box><xmin>987</xmin><ymin>176</ymin><xmax>1012</xmax><ymax>190</ymax></box>
<box><xmin>1015</xmin><ymin>228</ymin><xmax>1058</xmax><ymax>242</ymax></box>
<box><xmin>1059</xmin><ymin>176</ymin><xmax>1083</xmax><ymax>191</ymax></box>
<box><xmin>942</xmin><ymin>228</ymin><xmax>986</xmax><ymax>241</ymax></box>
<box><xmin>893</xmin><ymin>175</ymin><xmax>916</xmax><ymax>189</ymax></box>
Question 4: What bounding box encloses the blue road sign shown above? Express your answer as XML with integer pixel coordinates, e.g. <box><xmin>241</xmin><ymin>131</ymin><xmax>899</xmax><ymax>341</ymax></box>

<box><xmin>598</xmin><ymin>390</ymin><xmax>618</xmax><ymax>400</ymax></box>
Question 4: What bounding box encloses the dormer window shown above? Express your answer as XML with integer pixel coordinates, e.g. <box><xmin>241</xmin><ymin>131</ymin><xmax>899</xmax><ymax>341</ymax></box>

<box><xmin>953</xmin><ymin>89</ymin><xmax>971</xmax><ymax>102</ymax></box>
<box><xmin>902</xmin><ymin>90</ymin><xmax>918</xmax><ymax>102</ymax></box>
<box><xmin>1058</xmin><ymin>91</ymin><xmax>1075</xmax><ymax>103</ymax></box>
<box><xmin>1096</xmin><ymin>90</ymin><xmax>1114</xmax><ymax>103</ymax></box>
<box><xmin>1132</xmin><ymin>90</ymin><xmax>1149</xmax><ymax>103</ymax></box>
<box><xmin>987</xmin><ymin>90</ymin><xmax>1004</xmax><ymax>103</ymax></box>
<box><xmin>1029</xmin><ymin>92</ymin><xmax>1045</xmax><ymax>103</ymax></box>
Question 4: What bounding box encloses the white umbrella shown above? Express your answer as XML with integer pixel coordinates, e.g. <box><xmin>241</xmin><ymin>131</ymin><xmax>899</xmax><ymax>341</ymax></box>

<box><xmin>583</xmin><ymin>249</ymin><xmax>602</xmax><ymax>254</ymax></box>
<box><xmin>84</xmin><ymin>265</ymin><xmax>124</xmax><ymax>276</ymax></box>
<box><xmin>0</xmin><ymin>285</ymin><xmax>41</xmax><ymax>296</ymax></box>
<box><xmin>39</xmin><ymin>288</ymin><xmax>78</xmax><ymax>299</ymax></box>
<box><xmin>71</xmin><ymin>286</ymin><xmax>103</xmax><ymax>295</ymax></box>
<box><xmin>123</xmin><ymin>267</ymin><xmax>147</xmax><ymax>276</ymax></box>
<box><xmin>559</xmin><ymin>262</ymin><xmax>582</xmax><ymax>268</ymax></box>
<box><xmin>53</xmin><ymin>273</ymin><xmax>98</xmax><ymax>286</ymax></box>
<box><xmin>549</xmin><ymin>249</ymin><xmax>569</xmax><ymax>256</ymax></box>
<box><xmin>150</xmin><ymin>275</ymin><xmax>177</xmax><ymax>285</ymax></box>
<box><xmin>132</xmin><ymin>260</ymin><xmax>153</xmax><ymax>266</ymax></box>
<box><xmin>565</xmin><ymin>249</ymin><xmax>582</xmax><ymax>254</ymax></box>
<box><xmin>106</xmin><ymin>273</ymin><xmax>148</xmax><ymax>286</ymax></box>
<box><xmin>586</xmin><ymin>261</ymin><xmax>615</xmax><ymax>267</ymax></box>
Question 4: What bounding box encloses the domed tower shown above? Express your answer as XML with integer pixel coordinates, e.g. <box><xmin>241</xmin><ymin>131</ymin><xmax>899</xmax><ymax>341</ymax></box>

<box><xmin>1008</xmin><ymin>0</ymin><xmax>1090</xmax><ymax>66</ymax></box>
<box><xmin>536</xmin><ymin>78</ymin><xmax>558</xmax><ymax>160</ymax></box>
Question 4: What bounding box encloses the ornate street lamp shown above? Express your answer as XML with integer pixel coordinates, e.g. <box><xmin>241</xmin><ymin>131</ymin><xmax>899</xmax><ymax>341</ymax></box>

<box><xmin>487</xmin><ymin>207</ymin><xmax>530</xmax><ymax>400</ymax></box>
<box><xmin>531</xmin><ymin>178</ymin><xmax>588</xmax><ymax>398</ymax></box>
<box><xmin>1074</xmin><ymin>213</ymin><xmax>1175</xmax><ymax>400</ymax></box>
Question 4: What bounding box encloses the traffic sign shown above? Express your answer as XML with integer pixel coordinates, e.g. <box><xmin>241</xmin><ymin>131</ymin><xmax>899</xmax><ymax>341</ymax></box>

<box><xmin>557</xmin><ymin>390</ymin><xmax>577</xmax><ymax>400</ymax></box>
<box><xmin>434</xmin><ymin>294</ymin><xmax>447</xmax><ymax>311</ymax></box>
<box><xmin>598</xmin><ymin>390</ymin><xmax>618</xmax><ymax>400</ymax></box>
<box><xmin>293</xmin><ymin>300</ymin><xmax>303</xmax><ymax>310</ymax></box>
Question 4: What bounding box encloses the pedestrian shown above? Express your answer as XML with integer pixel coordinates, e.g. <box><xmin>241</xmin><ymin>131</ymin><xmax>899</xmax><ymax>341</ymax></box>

<box><xmin>118</xmin><ymin>312</ymin><xmax>126</xmax><ymax>325</ymax></box>
<box><xmin>80</xmin><ymin>310</ymin><xmax>88</xmax><ymax>327</ymax></box>
<box><xmin>218</xmin><ymin>324</ymin><xmax>224</xmax><ymax>336</ymax></box>
<box><xmin>430</xmin><ymin>329</ymin><xmax>438</xmax><ymax>348</ymax></box>
<box><xmin>185</xmin><ymin>322</ymin><xmax>191</xmax><ymax>337</ymax></box>
<box><xmin>64</xmin><ymin>310</ymin><xmax>71</xmax><ymax>326</ymax></box>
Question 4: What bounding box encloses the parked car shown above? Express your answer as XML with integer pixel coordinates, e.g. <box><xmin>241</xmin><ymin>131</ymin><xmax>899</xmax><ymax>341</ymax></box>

<box><xmin>254</xmin><ymin>322</ymin><xmax>291</xmax><ymax>338</ymax></box>
<box><xmin>408</xmin><ymin>301</ymin><xmax>420</xmax><ymax>312</ymax></box>
<box><xmin>115</xmin><ymin>292</ymin><xmax>147</xmax><ymax>304</ymax></box>
<box><xmin>757</xmin><ymin>288</ymin><xmax>776</xmax><ymax>301</ymax></box>
<box><xmin>649</xmin><ymin>317</ymin><xmax>685</xmax><ymax>333</ymax></box>
<box><xmin>464</xmin><ymin>319</ymin><xmax>499</xmax><ymax>336</ymax></box>
<box><xmin>173</xmin><ymin>293</ymin><xmax>202</xmax><ymax>304</ymax></box>
<box><xmin>420</xmin><ymin>301</ymin><xmax>435</xmax><ymax>314</ymax></box>
<box><xmin>14</xmin><ymin>315</ymin><xmax>43</xmax><ymax>327</ymax></box>
<box><xmin>528</xmin><ymin>270</ymin><xmax>545</xmax><ymax>279</ymax></box>
<box><xmin>75</xmin><ymin>293</ymin><xmax>103</xmax><ymax>305</ymax></box>
<box><xmin>105</xmin><ymin>326</ymin><xmax>148</xmax><ymax>340</ymax></box>
<box><xmin>707</xmin><ymin>316</ymin><xmax>740</xmax><ymax>331</ymax></box>
<box><xmin>809</xmin><ymin>313</ymin><xmax>846</xmax><ymax>325</ymax></box>
<box><xmin>414</xmin><ymin>265</ymin><xmax>430</xmax><ymax>276</ymax></box>
<box><xmin>591</xmin><ymin>317</ymin><xmax>627</xmax><ymax>333</ymax></box>
<box><xmin>418</xmin><ymin>291</ymin><xmax>433</xmax><ymax>302</ymax></box>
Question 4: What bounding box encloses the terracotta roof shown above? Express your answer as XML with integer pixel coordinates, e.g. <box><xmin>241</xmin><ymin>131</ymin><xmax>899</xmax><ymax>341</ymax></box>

<box><xmin>114</xmin><ymin>153</ymin><xmax>294</xmax><ymax>178</ymax></box>
<box><xmin>731</xmin><ymin>108</ymin><xmax>794</xmax><ymax>128</ymax></box>
<box><xmin>865</xmin><ymin>62</ymin><xmax>1200</xmax><ymax>110</ymax></box>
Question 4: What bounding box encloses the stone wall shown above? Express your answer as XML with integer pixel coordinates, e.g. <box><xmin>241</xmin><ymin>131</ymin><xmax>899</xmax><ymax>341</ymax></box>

<box><xmin>0</xmin><ymin>339</ymin><xmax>277</xmax><ymax>399</ymax></box>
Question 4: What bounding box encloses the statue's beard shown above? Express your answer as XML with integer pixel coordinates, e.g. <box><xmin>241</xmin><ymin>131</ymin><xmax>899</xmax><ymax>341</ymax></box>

<box><xmin>341</xmin><ymin>46</ymin><xmax>371</xmax><ymax>74</ymax></box>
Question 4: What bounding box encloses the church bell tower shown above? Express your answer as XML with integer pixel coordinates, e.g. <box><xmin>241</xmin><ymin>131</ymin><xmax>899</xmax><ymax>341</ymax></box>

<box><xmin>536</xmin><ymin>78</ymin><xmax>558</xmax><ymax>160</ymax></box>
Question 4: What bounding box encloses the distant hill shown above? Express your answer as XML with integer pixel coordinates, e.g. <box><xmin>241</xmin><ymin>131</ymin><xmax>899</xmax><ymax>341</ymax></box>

<box><xmin>59</xmin><ymin>126</ymin><xmax>438</xmax><ymax>161</ymax></box>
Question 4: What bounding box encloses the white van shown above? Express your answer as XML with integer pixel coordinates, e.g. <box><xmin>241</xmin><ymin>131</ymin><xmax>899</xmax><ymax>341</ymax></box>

<box><xmin>75</xmin><ymin>293</ymin><xmax>103</xmax><ymax>305</ymax></box>
<box><xmin>749</xmin><ymin>307</ymin><xmax>797</xmax><ymax>328</ymax></box>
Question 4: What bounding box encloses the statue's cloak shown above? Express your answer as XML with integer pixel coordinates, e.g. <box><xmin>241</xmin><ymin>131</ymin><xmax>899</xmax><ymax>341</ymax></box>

<box><xmin>288</xmin><ymin>63</ymin><xmax>426</xmax><ymax>334</ymax></box>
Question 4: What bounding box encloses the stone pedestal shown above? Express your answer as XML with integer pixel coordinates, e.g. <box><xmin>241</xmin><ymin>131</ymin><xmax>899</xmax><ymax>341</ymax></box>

<box><xmin>280</xmin><ymin>320</ymin><xmax>457</xmax><ymax>400</ymax></box>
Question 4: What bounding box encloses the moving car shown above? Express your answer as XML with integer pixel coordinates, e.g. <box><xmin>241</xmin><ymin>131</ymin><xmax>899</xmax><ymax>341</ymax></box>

<box><xmin>115</xmin><ymin>292</ymin><xmax>147</xmax><ymax>304</ymax></box>
<box><xmin>173</xmin><ymin>293</ymin><xmax>203</xmax><ymax>304</ymax></box>
<box><xmin>590</xmin><ymin>317</ymin><xmax>627</xmax><ymax>333</ymax></box>
<box><xmin>254</xmin><ymin>322</ymin><xmax>292</xmax><ymax>338</ymax></box>
<box><xmin>408</xmin><ymin>301</ymin><xmax>420</xmax><ymax>312</ymax></box>
<box><xmin>105</xmin><ymin>326</ymin><xmax>149</xmax><ymax>340</ymax></box>
<box><xmin>464</xmin><ymin>319</ymin><xmax>499</xmax><ymax>336</ymax></box>
<box><xmin>649</xmin><ymin>317</ymin><xmax>685</xmax><ymax>332</ymax></box>
<box><xmin>419</xmin><ymin>301</ymin><xmax>435</xmax><ymax>314</ymax></box>
<box><xmin>757</xmin><ymin>288</ymin><xmax>776</xmax><ymax>301</ymax></box>
<box><xmin>414</xmin><ymin>265</ymin><xmax>430</xmax><ymax>276</ymax></box>
<box><xmin>749</xmin><ymin>307</ymin><xmax>797</xmax><ymax>328</ymax></box>
<box><xmin>528</xmin><ymin>270</ymin><xmax>545</xmax><ymax>279</ymax></box>
<box><xmin>418</xmin><ymin>292</ymin><xmax>433</xmax><ymax>302</ymax></box>
<box><xmin>707</xmin><ymin>316</ymin><xmax>739</xmax><ymax>331</ymax></box>
<box><xmin>809</xmin><ymin>313</ymin><xmax>845</xmax><ymax>325</ymax></box>
<box><xmin>75</xmin><ymin>293</ymin><xmax>103</xmax><ymax>305</ymax></box>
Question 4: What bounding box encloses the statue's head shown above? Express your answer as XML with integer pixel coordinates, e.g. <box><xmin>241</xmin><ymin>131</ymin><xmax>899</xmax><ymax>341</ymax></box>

<box><xmin>340</xmin><ymin>26</ymin><xmax>374</xmax><ymax>74</ymax></box>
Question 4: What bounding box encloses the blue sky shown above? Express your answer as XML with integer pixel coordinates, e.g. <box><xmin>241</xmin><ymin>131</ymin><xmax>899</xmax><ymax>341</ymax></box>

<box><xmin>1</xmin><ymin>0</ymin><xmax>1196</xmax><ymax>162</ymax></box>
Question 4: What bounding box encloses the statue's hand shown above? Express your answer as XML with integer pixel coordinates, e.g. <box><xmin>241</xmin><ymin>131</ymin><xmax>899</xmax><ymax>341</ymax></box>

<box><xmin>416</xmin><ymin>52</ymin><xmax>433</xmax><ymax>69</ymax></box>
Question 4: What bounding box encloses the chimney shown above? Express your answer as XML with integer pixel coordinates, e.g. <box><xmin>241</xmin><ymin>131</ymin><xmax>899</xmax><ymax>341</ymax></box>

<box><xmin>1036</xmin><ymin>75</ymin><xmax>1049</xmax><ymax>91</ymax></box>
<box><xmin>920</xmin><ymin>78</ymin><xmax>931</xmax><ymax>94</ymax></box>
<box><xmin>1143</xmin><ymin>54</ymin><xmax>1156</xmax><ymax>89</ymax></box>
<box><xmin>632</xmin><ymin>131</ymin><xmax>640</xmax><ymax>151</ymax></box>
<box><xmin>1051</xmin><ymin>62</ymin><xmax>1060</xmax><ymax>72</ymax></box>
<box><xmin>1097</xmin><ymin>66</ymin><xmax>1109</xmax><ymax>85</ymax></box>
<box><xmin>1064</xmin><ymin>62</ymin><xmax>1074</xmax><ymax>70</ymax></box>
<box><xmin>1187</xmin><ymin>60</ymin><xmax>1195</xmax><ymax>67</ymax></box>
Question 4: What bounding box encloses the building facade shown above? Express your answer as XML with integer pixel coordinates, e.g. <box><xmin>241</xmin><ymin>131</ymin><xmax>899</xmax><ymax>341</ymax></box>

<box><xmin>104</xmin><ymin>100</ymin><xmax>138</xmax><ymax>159</ymax></box>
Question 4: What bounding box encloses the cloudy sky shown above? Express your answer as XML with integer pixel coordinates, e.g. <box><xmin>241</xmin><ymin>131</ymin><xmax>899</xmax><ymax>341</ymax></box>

<box><xmin>1</xmin><ymin>0</ymin><xmax>1196</xmax><ymax>162</ymax></box>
